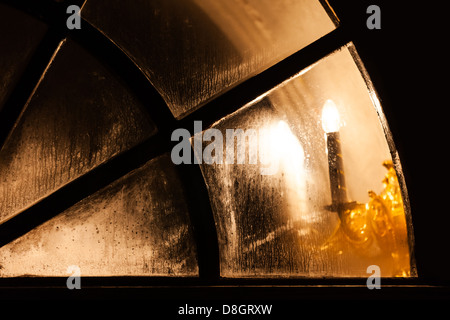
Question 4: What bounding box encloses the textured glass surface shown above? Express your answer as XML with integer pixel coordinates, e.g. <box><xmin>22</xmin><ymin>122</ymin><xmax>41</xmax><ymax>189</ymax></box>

<box><xmin>0</xmin><ymin>39</ymin><xmax>156</xmax><ymax>224</ymax></box>
<box><xmin>0</xmin><ymin>154</ymin><xmax>198</xmax><ymax>277</ymax></box>
<box><xmin>0</xmin><ymin>4</ymin><xmax>47</xmax><ymax>111</ymax></box>
<box><xmin>197</xmin><ymin>45</ymin><xmax>413</xmax><ymax>277</ymax></box>
<box><xmin>81</xmin><ymin>0</ymin><xmax>337</xmax><ymax>119</ymax></box>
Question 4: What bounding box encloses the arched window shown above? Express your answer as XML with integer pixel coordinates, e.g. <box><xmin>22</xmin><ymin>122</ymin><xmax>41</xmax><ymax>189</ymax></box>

<box><xmin>0</xmin><ymin>0</ymin><xmax>416</xmax><ymax>292</ymax></box>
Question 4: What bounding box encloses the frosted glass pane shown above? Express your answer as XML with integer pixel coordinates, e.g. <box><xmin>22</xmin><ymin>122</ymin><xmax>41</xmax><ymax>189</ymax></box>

<box><xmin>0</xmin><ymin>154</ymin><xmax>198</xmax><ymax>277</ymax></box>
<box><xmin>82</xmin><ymin>0</ymin><xmax>336</xmax><ymax>119</ymax></box>
<box><xmin>0</xmin><ymin>4</ymin><xmax>47</xmax><ymax>110</ymax></box>
<box><xmin>196</xmin><ymin>45</ymin><xmax>413</xmax><ymax>277</ymax></box>
<box><xmin>0</xmin><ymin>39</ymin><xmax>156</xmax><ymax>224</ymax></box>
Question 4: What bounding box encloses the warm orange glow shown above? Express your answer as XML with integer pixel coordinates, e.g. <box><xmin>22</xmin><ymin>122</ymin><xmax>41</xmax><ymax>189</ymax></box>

<box><xmin>321</xmin><ymin>99</ymin><xmax>340</xmax><ymax>133</ymax></box>
<box><xmin>260</xmin><ymin>121</ymin><xmax>307</xmax><ymax>221</ymax></box>
<box><xmin>260</xmin><ymin>120</ymin><xmax>305</xmax><ymax>176</ymax></box>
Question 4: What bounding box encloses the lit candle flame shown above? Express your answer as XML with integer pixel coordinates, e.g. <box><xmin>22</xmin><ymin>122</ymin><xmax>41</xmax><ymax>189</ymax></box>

<box><xmin>321</xmin><ymin>99</ymin><xmax>340</xmax><ymax>133</ymax></box>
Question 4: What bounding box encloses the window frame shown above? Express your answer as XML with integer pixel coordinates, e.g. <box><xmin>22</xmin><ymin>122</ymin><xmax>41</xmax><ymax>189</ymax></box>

<box><xmin>0</xmin><ymin>0</ymin><xmax>439</xmax><ymax>299</ymax></box>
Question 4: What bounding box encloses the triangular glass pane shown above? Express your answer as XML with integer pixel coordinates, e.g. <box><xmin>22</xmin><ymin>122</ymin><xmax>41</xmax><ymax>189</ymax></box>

<box><xmin>0</xmin><ymin>39</ymin><xmax>156</xmax><ymax>224</ymax></box>
<box><xmin>0</xmin><ymin>154</ymin><xmax>197</xmax><ymax>276</ymax></box>
<box><xmin>82</xmin><ymin>0</ymin><xmax>337</xmax><ymax>119</ymax></box>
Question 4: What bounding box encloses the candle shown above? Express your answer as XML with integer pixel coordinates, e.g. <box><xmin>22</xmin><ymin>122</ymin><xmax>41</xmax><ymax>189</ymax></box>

<box><xmin>321</xmin><ymin>100</ymin><xmax>348</xmax><ymax>209</ymax></box>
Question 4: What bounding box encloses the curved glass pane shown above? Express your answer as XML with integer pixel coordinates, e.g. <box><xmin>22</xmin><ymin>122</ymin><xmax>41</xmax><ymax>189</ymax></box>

<box><xmin>0</xmin><ymin>154</ymin><xmax>198</xmax><ymax>277</ymax></box>
<box><xmin>195</xmin><ymin>44</ymin><xmax>414</xmax><ymax>277</ymax></box>
<box><xmin>0</xmin><ymin>39</ymin><xmax>156</xmax><ymax>224</ymax></box>
<box><xmin>81</xmin><ymin>0</ymin><xmax>337</xmax><ymax>119</ymax></box>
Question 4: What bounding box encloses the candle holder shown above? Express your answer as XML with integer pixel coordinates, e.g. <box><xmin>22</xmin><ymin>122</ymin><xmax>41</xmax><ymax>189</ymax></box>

<box><xmin>323</xmin><ymin>160</ymin><xmax>410</xmax><ymax>276</ymax></box>
<box><xmin>321</xmin><ymin>100</ymin><xmax>410</xmax><ymax>276</ymax></box>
